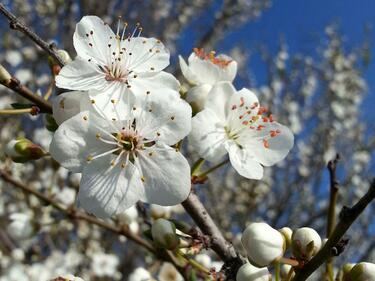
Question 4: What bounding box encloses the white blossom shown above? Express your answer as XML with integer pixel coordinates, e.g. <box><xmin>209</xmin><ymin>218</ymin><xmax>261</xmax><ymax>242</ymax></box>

<box><xmin>56</xmin><ymin>16</ymin><xmax>179</xmax><ymax>115</ymax></box>
<box><xmin>129</xmin><ymin>267</ymin><xmax>152</xmax><ymax>281</ymax></box>
<box><xmin>50</xmin><ymin>91</ymin><xmax>191</xmax><ymax>218</ymax></box>
<box><xmin>190</xmin><ymin>82</ymin><xmax>294</xmax><ymax>179</ymax></box>
<box><xmin>179</xmin><ymin>48</ymin><xmax>237</xmax><ymax>110</ymax></box>
<box><xmin>91</xmin><ymin>252</ymin><xmax>119</xmax><ymax>277</ymax></box>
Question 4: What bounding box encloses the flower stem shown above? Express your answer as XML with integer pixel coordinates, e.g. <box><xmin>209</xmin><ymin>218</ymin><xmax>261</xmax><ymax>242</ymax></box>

<box><xmin>191</xmin><ymin>158</ymin><xmax>205</xmax><ymax>176</ymax></box>
<box><xmin>275</xmin><ymin>262</ymin><xmax>281</xmax><ymax>281</ymax></box>
<box><xmin>196</xmin><ymin>159</ymin><xmax>229</xmax><ymax>178</ymax></box>
<box><xmin>279</xmin><ymin>257</ymin><xmax>300</xmax><ymax>267</ymax></box>
<box><xmin>0</xmin><ymin>108</ymin><xmax>33</xmax><ymax>115</ymax></box>
<box><xmin>176</xmin><ymin>249</ymin><xmax>211</xmax><ymax>275</ymax></box>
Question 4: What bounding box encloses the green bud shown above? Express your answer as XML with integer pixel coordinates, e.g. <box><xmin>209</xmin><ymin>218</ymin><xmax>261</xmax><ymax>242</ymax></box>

<box><xmin>5</xmin><ymin>138</ymin><xmax>46</xmax><ymax>163</ymax></box>
<box><xmin>151</xmin><ymin>218</ymin><xmax>180</xmax><ymax>250</ymax></box>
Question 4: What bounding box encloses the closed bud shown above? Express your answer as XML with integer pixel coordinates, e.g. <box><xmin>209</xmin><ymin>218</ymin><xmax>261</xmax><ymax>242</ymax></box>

<box><xmin>0</xmin><ymin>64</ymin><xmax>12</xmax><ymax>86</ymax></box>
<box><xmin>241</xmin><ymin>222</ymin><xmax>285</xmax><ymax>267</ymax></box>
<box><xmin>291</xmin><ymin>227</ymin><xmax>321</xmax><ymax>261</ymax></box>
<box><xmin>280</xmin><ymin>264</ymin><xmax>295</xmax><ymax>279</ymax></box>
<box><xmin>346</xmin><ymin>262</ymin><xmax>375</xmax><ymax>281</ymax></box>
<box><xmin>150</xmin><ymin>204</ymin><xmax>171</xmax><ymax>219</ymax></box>
<box><xmin>279</xmin><ymin>227</ymin><xmax>293</xmax><ymax>249</ymax></box>
<box><xmin>342</xmin><ymin>263</ymin><xmax>355</xmax><ymax>281</ymax></box>
<box><xmin>57</xmin><ymin>49</ymin><xmax>72</xmax><ymax>64</ymax></box>
<box><xmin>151</xmin><ymin>218</ymin><xmax>180</xmax><ymax>250</ymax></box>
<box><xmin>236</xmin><ymin>262</ymin><xmax>271</xmax><ymax>281</ymax></box>
<box><xmin>5</xmin><ymin>138</ymin><xmax>47</xmax><ymax>163</ymax></box>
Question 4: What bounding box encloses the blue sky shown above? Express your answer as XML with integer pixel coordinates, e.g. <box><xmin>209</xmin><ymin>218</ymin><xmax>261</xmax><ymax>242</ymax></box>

<box><xmin>205</xmin><ymin>0</ymin><xmax>375</xmax><ymax>121</ymax></box>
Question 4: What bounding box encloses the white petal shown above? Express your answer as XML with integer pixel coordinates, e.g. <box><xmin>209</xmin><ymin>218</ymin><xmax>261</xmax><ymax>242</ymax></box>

<box><xmin>241</xmin><ymin>122</ymin><xmax>294</xmax><ymax>166</ymax></box>
<box><xmin>124</xmin><ymin>37</ymin><xmax>169</xmax><ymax>73</ymax></box>
<box><xmin>79</xmin><ymin>156</ymin><xmax>145</xmax><ymax>218</ymax></box>
<box><xmin>55</xmin><ymin>59</ymin><xmax>107</xmax><ymax>91</ymax></box>
<box><xmin>185</xmin><ymin>84</ymin><xmax>212</xmax><ymax>112</ymax></box>
<box><xmin>137</xmin><ymin>90</ymin><xmax>192</xmax><ymax>145</ymax></box>
<box><xmin>52</xmin><ymin>91</ymin><xmax>91</xmax><ymax>125</ymax></box>
<box><xmin>187</xmin><ymin>53</ymin><xmax>221</xmax><ymax>85</ymax></box>
<box><xmin>205</xmin><ymin>82</ymin><xmax>237</xmax><ymax>122</ymax></box>
<box><xmin>217</xmin><ymin>54</ymin><xmax>237</xmax><ymax>82</ymax></box>
<box><xmin>225</xmin><ymin>141</ymin><xmax>263</xmax><ymax>179</ymax></box>
<box><xmin>73</xmin><ymin>16</ymin><xmax>116</xmax><ymax>65</ymax></box>
<box><xmin>49</xmin><ymin>111</ymin><xmax>115</xmax><ymax>172</ymax></box>
<box><xmin>136</xmin><ymin>145</ymin><xmax>190</xmax><ymax>206</ymax></box>
<box><xmin>130</xmin><ymin>71</ymin><xmax>180</xmax><ymax>96</ymax></box>
<box><xmin>179</xmin><ymin>55</ymin><xmax>199</xmax><ymax>84</ymax></box>
<box><xmin>190</xmin><ymin>109</ymin><xmax>227</xmax><ymax>163</ymax></box>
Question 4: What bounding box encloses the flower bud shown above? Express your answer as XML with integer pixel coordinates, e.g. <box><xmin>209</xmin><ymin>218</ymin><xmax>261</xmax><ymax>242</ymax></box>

<box><xmin>5</xmin><ymin>138</ymin><xmax>46</xmax><ymax>163</ymax></box>
<box><xmin>0</xmin><ymin>64</ymin><xmax>12</xmax><ymax>86</ymax></box>
<box><xmin>236</xmin><ymin>262</ymin><xmax>270</xmax><ymax>281</ymax></box>
<box><xmin>150</xmin><ymin>204</ymin><xmax>171</xmax><ymax>219</ymax></box>
<box><xmin>291</xmin><ymin>227</ymin><xmax>321</xmax><ymax>261</ymax></box>
<box><xmin>342</xmin><ymin>263</ymin><xmax>355</xmax><ymax>281</ymax></box>
<box><xmin>279</xmin><ymin>227</ymin><xmax>293</xmax><ymax>249</ymax></box>
<box><xmin>280</xmin><ymin>264</ymin><xmax>295</xmax><ymax>279</ymax></box>
<box><xmin>7</xmin><ymin>213</ymin><xmax>35</xmax><ymax>240</ymax></box>
<box><xmin>241</xmin><ymin>222</ymin><xmax>285</xmax><ymax>267</ymax></box>
<box><xmin>151</xmin><ymin>218</ymin><xmax>180</xmax><ymax>250</ymax></box>
<box><xmin>346</xmin><ymin>262</ymin><xmax>375</xmax><ymax>281</ymax></box>
<box><xmin>57</xmin><ymin>49</ymin><xmax>72</xmax><ymax>64</ymax></box>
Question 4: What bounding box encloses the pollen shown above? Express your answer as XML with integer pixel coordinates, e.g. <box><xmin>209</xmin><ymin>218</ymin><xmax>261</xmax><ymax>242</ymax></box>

<box><xmin>96</xmin><ymin>133</ymin><xmax>101</xmax><ymax>139</ymax></box>
<box><xmin>83</xmin><ymin>116</ymin><xmax>88</xmax><ymax>121</ymax></box>
<box><xmin>111</xmin><ymin>99</ymin><xmax>116</xmax><ymax>104</ymax></box>
<box><xmin>141</xmin><ymin>176</ymin><xmax>145</xmax><ymax>182</ymax></box>
<box><xmin>263</xmin><ymin>139</ymin><xmax>270</xmax><ymax>149</ymax></box>
<box><xmin>193</xmin><ymin>47</ymin><xmax>232</xmax><ymax>68</ymax></box>
<box><xmin>91</xmin><ymin>99</ymin><xmax>95</xmax><ymax>104</ymax></box>
<box><xmin>86</xmin><ymin>155</ymin><xmax>93</xmax><ymax>162</ymax></box>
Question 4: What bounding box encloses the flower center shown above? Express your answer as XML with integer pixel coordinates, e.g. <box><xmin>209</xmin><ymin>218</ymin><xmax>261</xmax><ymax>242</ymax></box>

<box><xmin>194</xmin><ymin>47</ymin><xmax>232</xmax><ymax>68</ymax></box>
<box><xmin>114</xmin><ymin>129</ymin><xmax>143</xmax><ymax>153</ymax></box>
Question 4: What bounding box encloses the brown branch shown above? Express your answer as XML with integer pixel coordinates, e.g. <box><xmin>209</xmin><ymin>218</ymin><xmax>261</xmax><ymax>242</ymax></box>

<box><xmin>182</xmin><ymin>190</ymin><xmax>244</xmax><ymax>280</ymax></box>
<box><xmin>292</xmin><ymin>178</ymin><xmax>375</xmax><ymax>281</ymax></box>
<box><xmin>325</xmin><ymin>154</ymin><xmax>340</xmax><ymax>280</ymax></box>
<box><xmin>0</xmin><ymin>169</ymin><xmax>155</xmax><ymax>252</ymax></box>
<box><xmin>4</xmin><ymin>77</ymin><xmax>53</xmax><ymax>114</ymax></box>
<box><xmin>0</xmin><ymin>3</ymin><xmax>65</xmax><ymax>67</ymax></box>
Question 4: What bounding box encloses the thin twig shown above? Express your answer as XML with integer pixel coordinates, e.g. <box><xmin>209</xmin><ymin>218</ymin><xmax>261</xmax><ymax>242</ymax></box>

<box><xmin>292</xmin><ymin>178</ymin><xmax>375</xmax><ymax>281</ymax></box>
<box><xmin>182</xmin><ymin>190</ymin><xmax>244</xmax><ymax>280</ymax></box>
<box><xmin>4</xmin><ymin>77</ymin><xmax>53</xmax><ymax>114</ymax></box>
<box><xmin>0</xmin><ymin>3</ymin><xmax>65</xmax><ymax>67</ymax></box>
<box><xmin>325</xmin><ymin>154</ymin><xmax>340</xmax><ymax>281</ymax></box>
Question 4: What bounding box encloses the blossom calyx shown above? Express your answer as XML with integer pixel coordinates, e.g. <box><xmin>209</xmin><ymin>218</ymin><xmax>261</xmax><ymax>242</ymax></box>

<box><xmin>291</xmin><ymin>227</ymin><xmax>321</xmax><ymax>261</ymax></box>
<box><xmin>236</xmin><ymin>262</ymin><xmax>271</xmax><ymax>281</ymax></box>
<box><xmin>279</xmin><ymin>227</ymin><xmax>293</xmax><ymax>249</ymax></box>
<box><xmin>241</xmin><ymin>222</ymin><xmax>285</xmax><ymax>267</ymax></box>
<box><xmin>5</xmin><ymin>138</ymin><xmax>46</xmax><ymax>163</ymax></box>
<box><xmin>345</xmin><ymin>262</ymin><xmax>375</xmax><ymax>281</ymax></box>
<box><xmin>151</xmin><ymin>218</ymin><xmax>180</xmax><ymax>250</ymax></box>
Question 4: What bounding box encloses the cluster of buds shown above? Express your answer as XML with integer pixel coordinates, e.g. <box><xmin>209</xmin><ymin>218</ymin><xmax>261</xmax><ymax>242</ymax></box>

<box><xmin>238</xmin><ymin>223</ymin><xmax>323</xmax><ymax>281</ymax></box>
<box><xmin>5</xmin><ymin>137</ymin><xmax>47</xmax><ymax>163</ymax></box>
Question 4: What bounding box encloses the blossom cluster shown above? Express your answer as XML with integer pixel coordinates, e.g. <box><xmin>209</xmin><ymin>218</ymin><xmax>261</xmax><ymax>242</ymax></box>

<box><xmin>44</xmin><ymin>15</ymin><xmax>294</xmax><ymax>219</ymax></box>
